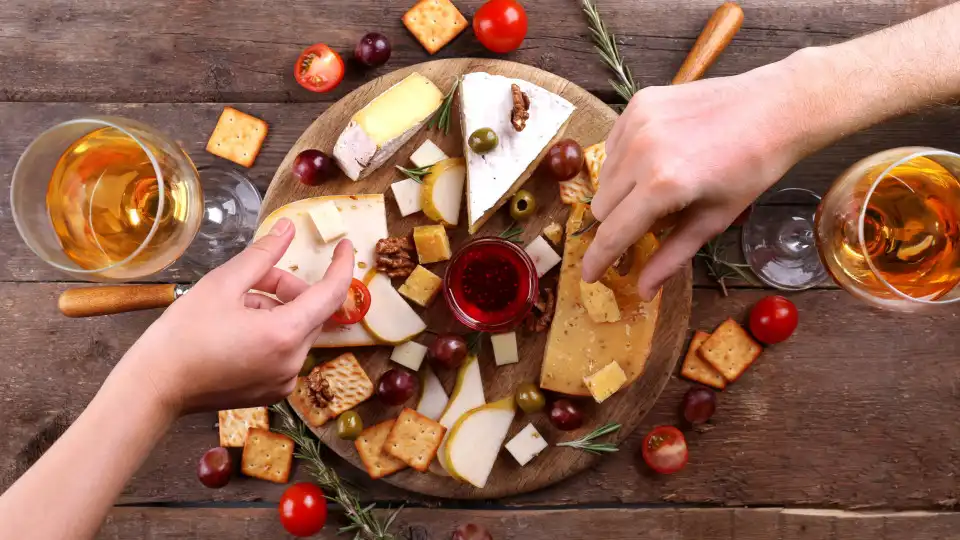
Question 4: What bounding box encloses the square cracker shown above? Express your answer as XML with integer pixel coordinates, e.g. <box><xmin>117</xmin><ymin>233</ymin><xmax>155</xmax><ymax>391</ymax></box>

<box><xmin>698</xmin><ymin>318</ymin><xmax>763</xmax><ymax>382</ymax></box>
<box><xmin>403</xmin><ymin>0</ymin><xmax>468</xmax><ymax>54</ymax></box>
<box><xmin>288</xmin><ymin>353</ymin><xmax>375</xmax><ymax>428</ymax></box>
<box><xmin>384</xmin><ymin>408</ymin><xmax>446</xmax><ymax>472</ymax></box>
<box><xmin>355</xmin><ymin>420</ymin><xmax>408</xmax><ymax>480</ymax></box>
<box><xmin>205</xmin><ymin>106</ymin><xmax>268</xmax><ymax>167</ymax></box>
<box><xmin>680</xmin><ymin>331</ymin><xmax>726</xmax><ymax>390</ymax></box>
<box><xmin>240</xmin><ymin>428</ymin><xmax>294</xmax><ymax>484</ymax></box>
<box><xmin>218</xmin><ymin>407</ymin><xmax>269</xmax><ymax>447</ymax></box>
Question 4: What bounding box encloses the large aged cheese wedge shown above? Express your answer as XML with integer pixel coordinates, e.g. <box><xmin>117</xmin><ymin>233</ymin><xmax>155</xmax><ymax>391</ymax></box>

<box><xmin>254</xmin><ymin>195</ymin><xmax>388</xmax><ymax>347</ymax></box>
<box><xmin>333</xmin><ymin>72</ymin><xmax>444</xmax><ymax>180</ymax></box>
<box><xmin>540</xmin><ymin>204</ymin><xmax>662</xmax><ymax>395</ymax></box>
<box><xmin>460</xmin><ymin>72</ymin><xmax>575</xmax><ymax>233</ymax></box>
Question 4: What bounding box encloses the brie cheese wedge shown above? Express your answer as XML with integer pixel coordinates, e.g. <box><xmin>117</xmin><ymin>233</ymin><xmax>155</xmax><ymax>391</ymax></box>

<box><xmin>460</xmin><ymin>72</ymin><xmax>575</xmax><ymax>233</ymax></box>
<box><xmin>334</xmin><ymin>73</ymin><xmax>444</xmax><ymax>181</ymax></box>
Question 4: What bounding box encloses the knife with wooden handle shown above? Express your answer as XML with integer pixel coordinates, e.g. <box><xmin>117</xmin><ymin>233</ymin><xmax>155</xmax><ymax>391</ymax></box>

<box><xmin>58</xmin><ymin>284</ymin><xmax>191</xmax><ymax>318</ymax></box>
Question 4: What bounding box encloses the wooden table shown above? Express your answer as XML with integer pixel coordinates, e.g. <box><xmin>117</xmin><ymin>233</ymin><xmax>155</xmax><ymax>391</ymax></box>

<box><xmin>2</xmin><ymin>1</ymin><xmax>959</xmax><ymax>538</ymax></box>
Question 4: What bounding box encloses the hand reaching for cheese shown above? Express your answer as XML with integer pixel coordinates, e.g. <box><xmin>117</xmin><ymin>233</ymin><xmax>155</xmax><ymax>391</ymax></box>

<box><xmin>121</xmin><ymin>218</ymin><xmax>355</xmax><ymax>415</ymax></box>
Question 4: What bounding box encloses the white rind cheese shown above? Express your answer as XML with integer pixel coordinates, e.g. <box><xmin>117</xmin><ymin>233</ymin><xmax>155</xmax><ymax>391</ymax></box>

<box><xmin>391</xmin><ymin>178</ymin><xmax>423</xmax><ymax>216</ymax></box>
<box><xmin>505</xmin><ymin>423</ymin><xmax>548</xmax><ymax>466</ymax></box>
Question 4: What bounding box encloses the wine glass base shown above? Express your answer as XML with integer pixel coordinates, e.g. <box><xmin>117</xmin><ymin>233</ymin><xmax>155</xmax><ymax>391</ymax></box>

<box><xmin>742</xmin><ymin>188</ymin><xmax>827</xmax><ymax>291</ymax></box>
<box><xmin>183</xmin><ymin>166</ymin><xmax>262</xmax><ymax>270</ymax></box>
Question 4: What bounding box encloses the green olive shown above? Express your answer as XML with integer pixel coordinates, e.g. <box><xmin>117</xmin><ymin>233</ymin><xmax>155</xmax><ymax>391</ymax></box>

<box><xmin>468</xmin><ymin>128</ymin><xmax>499</xmax><ymax>154</ymax></box>
<box><xmin>299</xmin><ymin>352</ymin><xmax>318</xmax><ymax>377</ymax></box>
<box><xmin>515</xmin><ymin>382</ymin><xmax>546</xmax><ymax>414</ymax></box>
<box><xmin>510</xmin><ymin>190</ymin><xmax>537</xmax><ymax>221</ymax></box>
<box><xmin>336</xmin><ymin>411</ymin><xmax>363</xmax><ymax>440</ymax></box>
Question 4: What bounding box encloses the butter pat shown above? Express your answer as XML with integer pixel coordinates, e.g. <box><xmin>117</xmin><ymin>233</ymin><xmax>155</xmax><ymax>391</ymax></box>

<box><xmin>580</xmin><ymin>279</ymin><xmax>621</xmax><ymax>323</ymax></box>
<box><xmin>398</xmin><ymin>265</ymin><xmax>443</xmax><ymax>307</ymax></box>
<box><xmin>409</xmin><ymin>140</ymin><xmax>448</xmax><ymax>168</ymax></box>
<box><xmin>525</xmin><ymin>236</ymin><xmax>562</xmax><ymax>277</ymax></box>
<box><xmin>583</xmin><ymin>362</ymin><xmax>627</xmax><ymax>403</ymax></box>
<box><xmin>308</xmin><ymin>201</ymin><xmax>347</xmax><ymax>243</ymax></box>
<box><xmin>413</xmin><ymin>224</ymin><xmax>452</xmax><ymax>264</ymax></box>
<box><xmin>491</xmin><ymin>331</ymin><xmax>519</xmax><ymax>366</ymax></box>
<box><xmin>391</xmin><ymin>178</ymin><xmax>423</xmax><ymax>217</ymax></box>
<box><xmin>390</xmin><ymin>341</ymin><xmax>429</xmax><ymax>371</ymax></box>
<box><xmin>505</xmin><ymin>423</ymin><xmax>548</xmax><ymax>466</ymax></box>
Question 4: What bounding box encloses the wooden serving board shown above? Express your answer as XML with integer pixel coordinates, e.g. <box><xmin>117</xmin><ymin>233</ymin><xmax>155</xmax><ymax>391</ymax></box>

<box><xmin>261</xmin><ymin>58</ymin><xmax>692</xmax><ymax>499</ymax></box>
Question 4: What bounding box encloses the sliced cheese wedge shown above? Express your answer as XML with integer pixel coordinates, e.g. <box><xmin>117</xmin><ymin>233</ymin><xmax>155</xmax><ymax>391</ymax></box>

<box><xmin>255</xmin><ymin>195</ymin><xmax>388</xmax><ymax>348</ymax></box>
<box><xmin>460</xmin><ymin>72</ymin><xmax>575</xmax><ymax>233</ymax></box>
<box><xmin>361</xmin><ymin>270</ymin><xmax>427</xmax><ymax>345</ymax></box>
<box><xmin>334</xmin><ymin>73</ymin><xmax>444</xmax><ymax>181</ymax></box>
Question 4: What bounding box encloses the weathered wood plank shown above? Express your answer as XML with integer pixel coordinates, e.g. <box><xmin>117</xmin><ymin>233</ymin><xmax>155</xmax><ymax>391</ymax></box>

<box><xmin>96</xmin><ymin>507</ymin><xmax>960</xmax><ymax>539</ymax></box>
<box><xmin>4</xmin><ymin>283</ymin><xmax>960</xmax><ymax>508</ymax></box>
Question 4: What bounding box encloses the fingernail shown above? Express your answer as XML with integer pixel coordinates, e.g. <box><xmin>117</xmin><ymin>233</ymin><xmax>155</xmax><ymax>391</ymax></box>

<box><xmin>269</xmin><ymin>218</ymin><xmax>292</xmax><ymax>236</ymax></box>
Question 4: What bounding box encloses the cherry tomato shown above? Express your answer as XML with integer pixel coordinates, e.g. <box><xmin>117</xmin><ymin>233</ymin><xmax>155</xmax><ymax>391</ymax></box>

<box><xmin>473</xmin><ymin>0</ymin><xmax>528</xmax><ymax>54</ymax></box>
<box><xmin>330</xmin><ymin>278</ymin><xmax>372</xmax><ymax>325</ymax></box>
<box><xmin>641</xmin><ymin>426</ymin><xmax>688</xmax><ymax>474</ymax></box>
<box><xmin>294</xmin><ymin>43</ymin><xmax>344</xmax><ymax>93</ymax></box>
<box><xmin>748</xmin><ymin>295</ymin><xmax>798</xmax><ymax>344</ymax></box>
<box><xmin>279</xmin><ymin>483</ymin><xmax>328</xmax><ymax>537</ymax></box>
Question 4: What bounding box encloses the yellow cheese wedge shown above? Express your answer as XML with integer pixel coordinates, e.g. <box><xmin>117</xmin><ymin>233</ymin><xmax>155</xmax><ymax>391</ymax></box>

<box><xmin>583</xmin><ymin>361</ymin><xmax>627</xmax><ymax>403</ymax></box>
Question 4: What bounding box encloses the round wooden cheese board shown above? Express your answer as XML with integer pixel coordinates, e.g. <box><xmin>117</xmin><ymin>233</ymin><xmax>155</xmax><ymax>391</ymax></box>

<box><xmin>262</xmin><ymin>58</ymin><xmax>692</xmax><ymax>499</ymax></box>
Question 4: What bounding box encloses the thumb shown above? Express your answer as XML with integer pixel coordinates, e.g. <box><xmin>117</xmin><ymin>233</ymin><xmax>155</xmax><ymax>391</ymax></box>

<box><xmin>278</xmin><ymin>239</ymin><xmax>355</xmax><ymax>334</ymax></box>
<box><xmin>211</xmin><ymin>218</ymin><xmax>296</xmax><ymax>293</ymax></box>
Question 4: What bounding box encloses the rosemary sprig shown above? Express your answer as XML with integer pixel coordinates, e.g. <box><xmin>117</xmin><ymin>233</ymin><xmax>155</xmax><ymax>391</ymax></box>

<box><xmin>499</xmin><ymin>222</ymin><xmax>524</xmax><ymax>244</ymax></box>
<box><xmin>428</xmin><ymin>77</ymin><xmax>460</xmax><ymax>135</ymax></box>
<box><xmin>581</xmin><ymin>0</ymin><xmax>640</xmax><ymax>103</ymax></box>
<box><xmin>556</xmin><ymin>422</ymin><xmax>621</xmax><ymax>454</ymax></box>
<box><xmin>270</xmin><ymin>402</ymin><xmax>400</xmax><ymax>540</ymax></box>
<box><xmin>395</xmin><ymin>164</ymin><xmax>431</xmax><ymax>184</ymax></box>
<box><xmin>695</xmin><ymin>236</ymin><xmax>761</xmax><ymax>296</ymax></box>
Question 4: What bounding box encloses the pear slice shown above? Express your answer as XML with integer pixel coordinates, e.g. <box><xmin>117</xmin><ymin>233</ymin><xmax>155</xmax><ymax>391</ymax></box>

<box><xmin>443</xmin><ymin>396</ymin><xmax>517</xmax><ymax>488</ymax></box>
<box><xmin>435</xmin><ymin>354</ymin><xmax>485</xmax><ymax>474</ymax></box>
<box><xmin>361</xmin><ymin>270</ymin><xmax>427</xmax><ymax>345</ymax></box>
<box><xmin>416</xmin><ymin>366</ymin><xmax>449</xmax><ymax>421</ymax></box>
<box><xmin>421</xmin><ymin>158</ymin><xmax>466</xmax><ymax>227</ymax></box>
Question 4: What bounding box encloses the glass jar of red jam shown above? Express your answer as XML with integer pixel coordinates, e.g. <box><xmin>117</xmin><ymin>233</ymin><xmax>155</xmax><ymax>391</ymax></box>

<box><xmin>443</xmin><ymin>237</ymin><xmax>539</xmax><ymax>333</ymax></box>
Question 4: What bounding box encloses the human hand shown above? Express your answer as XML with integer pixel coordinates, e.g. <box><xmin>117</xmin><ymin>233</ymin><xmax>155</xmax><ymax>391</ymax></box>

<box><xmin>120</xmin><ymin>218</ymin><xmax>354</xmax><ymax>415</ymax></box>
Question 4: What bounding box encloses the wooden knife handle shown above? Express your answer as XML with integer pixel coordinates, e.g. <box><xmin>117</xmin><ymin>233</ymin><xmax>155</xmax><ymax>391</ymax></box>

<box><xmin>672</xmin><ymin>2</ymin><xmax>744</xmax><ymax>85</ymax></box>
<box><xmin>58</xmin><ymin>284</ymin><xmax>179</xmax><ymax>318</ymax></box>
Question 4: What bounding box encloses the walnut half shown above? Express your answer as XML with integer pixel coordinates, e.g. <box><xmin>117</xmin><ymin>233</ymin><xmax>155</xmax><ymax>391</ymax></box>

<box><xmin>306</xmin><ymin>370</ymin><xmax>335</xmax><ymax>408</ymax></box>
<box><xmin>525</xmin><ymin>284</ymin><xmax>557</xmax><ymax>332</ymax></box>
<box><xmin>511</xmin><ymin>83</ymin><xmax>530</xmax><ymax>132</ymax></box>
<box><xmin>376</xmin><ymin>236</ymin><xmax>417</xmax><ymax>278</ymax></box>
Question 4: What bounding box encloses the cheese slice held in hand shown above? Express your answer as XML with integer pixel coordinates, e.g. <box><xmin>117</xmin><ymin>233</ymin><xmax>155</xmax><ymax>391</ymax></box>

<box><xmin>334</xmin><ymin>73</ymin><xmax>444</xmax><ymax>181</ymax></box>
<box><xmin>460</xmin><ymin>72</ymin><xmax>575</xmax><ymax>233</ymax></box>
<box><xmin>361</xmin><ymin>270</ymin><xmax>428</xmax><ymax>345</ymax></box>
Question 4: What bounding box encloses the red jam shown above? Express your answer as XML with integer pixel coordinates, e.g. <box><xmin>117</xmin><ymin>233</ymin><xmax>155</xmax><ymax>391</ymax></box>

<box><xmin>444</xmin><ymin>237</ymin><xmax>538</xmax><ymax>332</ymax></box>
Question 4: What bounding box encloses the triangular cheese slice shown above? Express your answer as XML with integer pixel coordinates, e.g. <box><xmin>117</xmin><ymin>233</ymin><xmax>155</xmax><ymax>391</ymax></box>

<box><xmin>460</xmin><ymin>72</ymin><xmax>575</xmax><ymax>234</ymax></box>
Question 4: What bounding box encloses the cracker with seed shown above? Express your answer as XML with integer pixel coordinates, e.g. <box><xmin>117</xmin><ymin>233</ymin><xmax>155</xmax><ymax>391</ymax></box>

<box><xmin>240</xmin><ymin>428</ymin><xmax>294</xmax><ymax>484</ymax></box>
<box><xmin>355</xmin><ymin>420</ymin><xmax>408</xmax><ymax>480</ymax></box>
<box><xmin>402</xmin><ymin>0</ymin><xmax>467</xmax><ymax>55</ymax></box>
<box><xmin>698</xmin><ymin>318</ymin><xmax>763</xmax><ymax>382</ymax></box>
<box><xmin>288</xmin><ymin>353</ymin><xmax>374</xmax><ymax>428</ymax></box>
<box><xmin>384</xmin><ymin>408</ymin><xmax>446</xmax><ymax>472</ymax></box>
<box><xmin>218</xmin><ymin>407</ymin><xmax>269</xmax><ymax>447</ymax></box>
<box><xmin>680</xmin><ymin>331</ymin><xmax>726</xmax><ymax>390</ymax></box>
<box><xmin>205</xmin><ymin>106</ymin><xmax>268</xmax><ymax>167</ymax></box>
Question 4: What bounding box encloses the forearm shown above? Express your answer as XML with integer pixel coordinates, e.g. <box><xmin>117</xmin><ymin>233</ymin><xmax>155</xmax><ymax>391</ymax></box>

<box><xmin>0</xmin><ymin>353</ymin><xmax>175</xmax><ymax>539</ymax></box>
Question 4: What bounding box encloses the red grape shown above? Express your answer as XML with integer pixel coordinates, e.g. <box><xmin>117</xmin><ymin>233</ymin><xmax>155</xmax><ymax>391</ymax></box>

<box><xmin>293</xmin><ymin>149</ymin><xmax>335</xmax><ymax>186</ymax></box>
<box><xmin>681</xmin><ymin>387</ymin><xmax>717</xmax><ymax>424</ymax></box>
<box><xmin>548</xmin><ymin>399</ymin><xmax>584</xmax><ymax>431</ymax></box>
<box><xmin>429</xmin><ymin>334</ymin><xmax>468</xmax><ymax>370</ymax></box>
<box><xmin>197</xmin><ymin>447</ymin><xmax>232</xmax><ymax>488</ymax></box>
<box><xmin>377</xmin><ymin>368</ymin><xmax>418</xmax><ymax>406</ymax></box>
<box><xmin>355</xmin><ymin>32</ymin><xmax>392</xmax><ymax>67</ymax></box>
<box><xmin>544</xmin><ymin>139</ymin><xmax>584</xmax><ymax>181</ymax></box>
<box><xmin>452</xmin><ymin>523</ymin><xmax>493</xmax><ymax>540</ymax></box>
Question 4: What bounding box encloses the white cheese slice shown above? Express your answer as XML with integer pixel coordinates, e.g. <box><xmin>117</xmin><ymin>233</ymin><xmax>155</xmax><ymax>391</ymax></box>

<box><xmin>491</xmin><ymin>331</ymin><xmax>519</xmax><ymax>366</ymax></box>
<box><xmin>307</xmin><ymin>200</ymin><xmax>347</xmax><ymax>243</ymax></box>
<box><xmin>409</xmin><ymin>140</ymin><xmax>448</xmax><ymax>168</ymax></box>
<box><xmin>390</xmin><ymin>178</ymin><xmax>423</xmax><ymax>217</ymax></box>
<box><xmin>333</xmin><ymin>73</ymin><xmax>444</xmax><ymax>181</ymax></box>
<box><xmin>416</xmin><ymin>366</ymin><xmax>449</xmax><ymax>421</ymax></box>
<box><xmin>390</xmin><ymin>341</ymin><xmax>428</xmax><ymax>371</ymax></box>
<box><xmin>525</xmin><ymin>236</ymin><xmax>562</xmax><ymax>277</ymax></box>
<box><xmin>505</xmin><ymin>423</ymin><xmax>548</xmax><ymax>466</ymax></box>
<box><xmin>460</xmin><ymin>72</ymin><xmax>575</xmax><ymax>233</ymax></box>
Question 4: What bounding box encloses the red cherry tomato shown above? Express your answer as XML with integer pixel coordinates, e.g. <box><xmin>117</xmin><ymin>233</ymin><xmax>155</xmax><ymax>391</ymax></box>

<box><xmin>330</xmin><ymin>278</ymin><xmax>372</xmax><ymax>325</ymax></box>
<box><xmin>641</xmin><ymin>426</ymin><xmax>688</xmax><ymax>474</ymax></box>
<box><xmin>748</xmin><ymin>295</ymin><xmax>798</xmax><ymax>344</ymax></box>
<box><xmin>294</xmin><ymin>43</ymin><xmax>344</xmax><ymax>93</ymax></box>
<box><xmin>473</xmin><ymin>0</ymin><xmax>528</xmax><ymax>53</ymax></box>
<box><xmin>279</xmin><ymin>483</ymin><xmax>328</xmax><ymax>537</ymax></box>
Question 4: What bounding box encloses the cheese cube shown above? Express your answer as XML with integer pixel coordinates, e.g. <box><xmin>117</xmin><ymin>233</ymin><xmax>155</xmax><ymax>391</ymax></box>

<box><xmin>409</xmin><ymin>140</ymin><xmax>449</xmax><ymax>168</ymax></box>
<box><xmin>505</xmin><ymin>423</ymin><xmax>548</xmax><ymax>466</ymax></box>
<box><xmin>391</xmin><ymin>178</ymin><xmax>423</xmax><ymax>217</ymax></box>
<box><xmin>580</xmin><ymin>280</ymin><xmax>621</xmax><ymax>323</ymax></box>
<box><xmin>542</xmin><ymin>222</ymin><xmax>563</xmax><ymax>245</ymax></box>
<box><xmin>491</xmin><ymin>331</ymin><xmax>519</xmax><ymax>366</ymax></box>
<box><xmin>524</xmin><ymin>236</ymin><xmax>562</xmax><ymax>277</ymax></box>
<box><xmin>583</xmin><ymin>361</ymin><xmax>627</xmax><ymax>403</ymax></box>
<box><xmin>390</xmin><ymin>341</ymin><xmax>429</xmax><ymax>371</ymax></box>
<box><xmin>308</xmin><ymin>201</ymin><xmax>347</xmax><ymax>243</ymax></box>
<box><xmin>398</xmin><ymin>265</ymin><xmax>443</xmax><ymax>307</ymax></box>
<box><xmin>413</xmin><ymin>225</ymin><xmax>452</xmax><ymax>264</ymax></box>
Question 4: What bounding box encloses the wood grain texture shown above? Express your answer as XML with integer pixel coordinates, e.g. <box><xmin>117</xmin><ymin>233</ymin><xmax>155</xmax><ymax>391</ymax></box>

<box><xmin>260</xmin><ymin>58</ymin><xmax>691</xmax><ymax>498</ymax></box>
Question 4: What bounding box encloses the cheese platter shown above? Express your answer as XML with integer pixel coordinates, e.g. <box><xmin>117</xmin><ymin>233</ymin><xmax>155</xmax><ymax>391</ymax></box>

<box><xmin>258</xmin><ymin>57</ymin><xmax>691</xmax><ymax>499</ymax></box>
